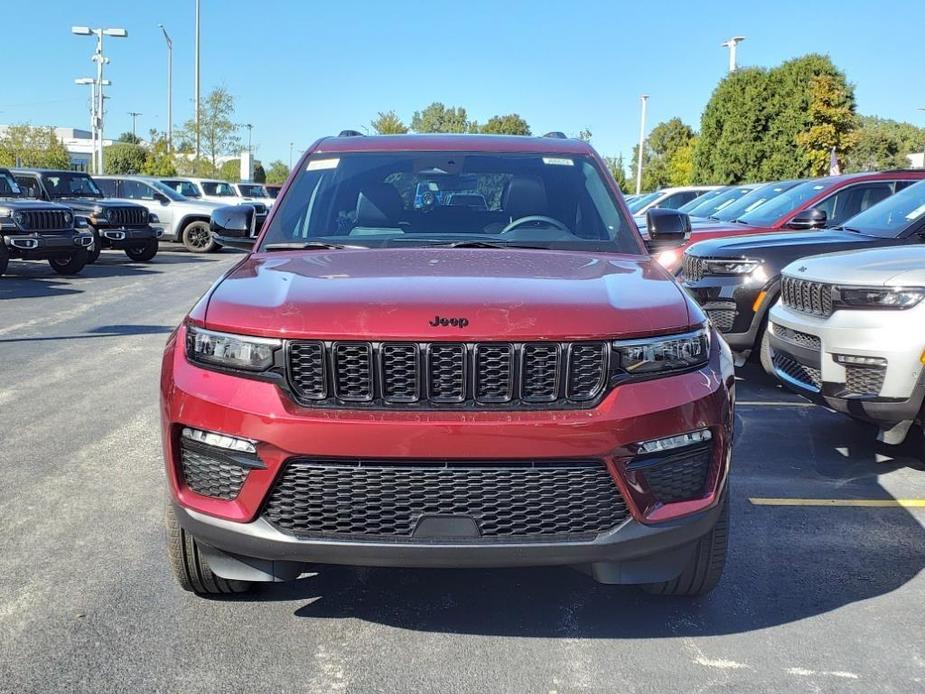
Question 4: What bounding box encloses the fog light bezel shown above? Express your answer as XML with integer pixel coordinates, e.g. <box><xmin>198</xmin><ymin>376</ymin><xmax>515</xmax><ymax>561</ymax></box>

<box><xmin>632</xmin><ymin>428</ymin><xmax>712</xmax><ymax>456</ymax></box>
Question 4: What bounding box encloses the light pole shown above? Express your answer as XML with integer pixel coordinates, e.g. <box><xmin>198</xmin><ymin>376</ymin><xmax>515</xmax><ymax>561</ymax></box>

<box><xmin>194</xmin><ymin>0</ymin><xmax>201</xmax><ymax>158</ymax></box>
<box><xmin>917</xmin><ymin>108</ymin><xmax>925</xmax><ymax>168</ymax></box>
<box><xmin>128</xmin><ymin>112</ymin><xmax>142</xmax><ymax>141</ymax></box>
<box><xmin>635</xmin><ymin>95</ymin><xmax>648</xmax><ymax>195</ymax></box>
<box><xmin>158</xmin><ymin>24</ymin><xmax>173</xmax><ymax>151</ymax></box>
<box><xmin>72</xmin><ymin>25</ymin><xmax>127</xmax><ymax>174</ymax></box>
<box><xmin>239</xmin><ymin>123</ymin><xmax>254</xmax><ymax>154</ymax></box>
<box><xmin>721</xmin><ymin>36</ymin><xmax>746</xmax><ymax>73</ymax></box>
<box><xmin>289</xmin><ymin>142</ymin><xmax>294</xmax><ymax>169</ymax></box>
<box><xmin>75</xmin><ymin>78</ymin><xmax>97</xmax><ymax>173</ymax></box>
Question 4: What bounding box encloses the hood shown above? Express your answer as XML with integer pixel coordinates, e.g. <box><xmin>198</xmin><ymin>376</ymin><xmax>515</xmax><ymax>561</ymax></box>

<box><xmin>55</xmin><ymin>197</ymin><xmax>146</xmax><ymax>212</ymax></box>
<box><xmin>687</xmin><ymin>229</ymin><xmax>880</xmax><ymax>260</ymax></box>
<box><xmin>782</xmin><ymin>244</ymin><xmax>925</xmax><ymax>286</ymax></box>
<box><xmin>0</xmin><ymin>198</ymin><xmax>71</xmax><ymax>211</ymax></box>
<box><xmin>203</xmin><ymin>248</ymin><xmax>694</xmax><ymax>341</ymax></box>
<box><xmin>177</xmin><ymin>198</ymin><xmax>224</xmax><ymax>211</ymax></box>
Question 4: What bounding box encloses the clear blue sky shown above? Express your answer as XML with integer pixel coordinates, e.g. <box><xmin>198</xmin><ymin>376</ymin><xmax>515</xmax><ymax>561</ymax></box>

<box><xmin>4</xmin><ymin>0</ymin><xmax>924</xmax><ymax>168</ymax></box>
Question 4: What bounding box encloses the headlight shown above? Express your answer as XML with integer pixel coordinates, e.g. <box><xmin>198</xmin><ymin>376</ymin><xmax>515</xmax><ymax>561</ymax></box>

<box><xmin>63</xmin><ymin>212</ymin><xmax>73</xmax><ymax>225</ymax></box>
<box><xmin>612</xmin><ymin>326</ymin><xmax>711</xmax><ymax>376</ymax></box>
<box><xmin>834</xmin><ymin>286</ymin><xmax>925</xmax><ymax>310</ymax></box>
<box><xmin>0</xmin><ymin>206</ymin><xmax>11</xmax><ymax>218</ymax></box>
<box><xmin>92</xmin><ymin>205</ymin><xmax>109</xmax><ymax>221</ymax></box>
<box><xmin>75</xmin><ymin>216</ymin><xmax>89</xmax><ymax>228</ymax></box>
<box><xmin>656</xmin><ymin>248</ymin><xmax>681</xmax><ymax>270</ymax></box>
<box><xmin>185</xmin><ymin>325</ymin><xmax>281</xmax><ymax>371</ymax></box>
<box><xmin>149</xmin><ymin>213</ymin><xmax>160</xmax><ymax>224</ymax></box>
<box><xmin>703</xmin><ymin>258</ymin><xmax>763</xmax><ymax>275</ymax></box>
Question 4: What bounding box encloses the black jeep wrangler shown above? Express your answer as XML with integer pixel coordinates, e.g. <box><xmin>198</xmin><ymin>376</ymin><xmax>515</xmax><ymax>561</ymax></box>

<box><xmin>13</xmin><ymin>169</ymin><xmax>161</xmax><ymax>263</ymax></box>
<box><xmin>0</xmin><ymin>167</ymin><xmax>93</xmax><ymax>276</ymax></box>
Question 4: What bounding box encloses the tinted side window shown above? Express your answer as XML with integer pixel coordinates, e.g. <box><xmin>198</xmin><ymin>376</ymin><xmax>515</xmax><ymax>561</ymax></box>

<box><xmin>121</xmin><ymin>180</ymin><xmax>155</xmax><ymax>200</ymax></box>
<box><xmin>14</xmin><ymin>176</ymin><xmax>41</xmax><ymax>198</ymax></box>
<box><xmin>660</xmin><ymin>191</ymin><xmax>699</xmax><ymax>210</ymax></box>
<box><xmin>96</xmin><ymin>179</ymin><xmax>119</xmax><ymax>197</ymax></box>
<box><xmin>814</xmin><ymin>183</ymin><xmax>893</xmax><ymax>226</ymax></box>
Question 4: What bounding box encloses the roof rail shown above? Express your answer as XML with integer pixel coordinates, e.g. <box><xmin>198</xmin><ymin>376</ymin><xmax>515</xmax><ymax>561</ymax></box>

<box><xmin>542</xmin><ymin>131</ymin><xmax>568</xmax><ymax>139</ymax></box>
<box><xmin>338</xmin><ymin>129</ymin><xmax>364</xmax><ymax>137</ymax></box>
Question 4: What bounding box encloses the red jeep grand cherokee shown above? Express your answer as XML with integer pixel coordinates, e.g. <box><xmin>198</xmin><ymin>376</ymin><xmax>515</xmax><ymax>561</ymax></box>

<box><xmin>161</xmin><ymin>134</ymin><xmax>735</xmax><ymax>597</ymax></box>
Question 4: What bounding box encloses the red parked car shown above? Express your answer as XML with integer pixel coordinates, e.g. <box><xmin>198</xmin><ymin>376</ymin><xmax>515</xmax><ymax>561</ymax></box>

<box><xmin>161</xmin><ymin>133</ymin><xmax>735</xmax><ymax>597</ymax></box>
<box><xmin>656</xmin><ymin>171</ymin><xmax>925</xmax><ymax>273</ymax></box>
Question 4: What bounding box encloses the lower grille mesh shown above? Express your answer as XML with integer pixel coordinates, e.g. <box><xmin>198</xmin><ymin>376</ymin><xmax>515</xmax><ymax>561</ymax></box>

<box><xmin>642</xmin><ymin>448</ymin><xmax>712</xmax><ymax>503</ymax></box>
<box><xmin>263</xmin><ymin>459</ymin><xmax>629</xmax><ymax>541</ymax></box>
<box><xmin>844</xmin><ymin>366</ymin><xmax>886</xmax><ymax>396</ymax></box>
<box><xmin>706</xmin><ymin>308</ymin><xmax>736</xmax><ymax>333</ymax></box>
<box><xmin>179</xmin><ymin>445</ymin><xmax>248</xmax><ymax>500</ymax></box>
<box><xmin>773</xmin><ymin>352</ymin><xmax>822</xmax><ymax>390</ymax></box>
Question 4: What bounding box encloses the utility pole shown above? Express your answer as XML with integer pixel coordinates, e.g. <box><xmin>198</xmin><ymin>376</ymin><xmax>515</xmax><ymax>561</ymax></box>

<box><xmin>635</xmin><ymin>95</ymin><xmax>648</xmax><ymax>196</ymax></box>
<box><xmin>128</xmin><ymin>111</ymin><xmax>142</xmax><ymax>141</ymax></box>
<box><xmin>917</xmin><ymin>108</ymin><xmax>925</xmax><ymax>168</ymax></box>
<box><xmin>289</xmin><ymin>142</ymin><xmax>294</xmax><ymax>169</ymax></box>
<box><xmin>721</xmin><ymin>36</ymin><xmax>746</xmax><ymax>73</ymax></box>
<box><xmin>194</xmin><ymin>0</ymin><xmax>201</xmax><ymax>158</ymax></box>
<box><xmin>72</xmin><ymin>26</ymin><xmax>127</xmax><ymax>174</ymax></box>
<box><xmin>158</xmin><ymin>24</ymin><xmax>173</xmax><ymax>151</ymax></box>
<box><xmin>240</xmin><ymin>123</ymin><xmax>254</xmax><ymax>154</ymax></box>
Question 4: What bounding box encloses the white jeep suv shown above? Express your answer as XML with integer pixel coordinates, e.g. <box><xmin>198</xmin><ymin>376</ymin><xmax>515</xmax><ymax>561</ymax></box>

<box><xmin>768</xmin><ymin>245</ymin><xmax>925</xmax><ymax>448</ymax></box>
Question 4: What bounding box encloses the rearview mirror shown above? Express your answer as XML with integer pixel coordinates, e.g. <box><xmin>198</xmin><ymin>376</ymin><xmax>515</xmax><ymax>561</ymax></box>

<box><xmin>210</xmin><ymin>205</ymin><xmax>256</xmax><ymax>250</ymax></box>
<box><xmin>787</xmin><ymin>207</ymin><xmax>827</xmax><ymax>230</ymax></box>
<box><xmin>646</xmin><ymin>208</ymin><xmax>691</xmax><ymax>248</ymax></box>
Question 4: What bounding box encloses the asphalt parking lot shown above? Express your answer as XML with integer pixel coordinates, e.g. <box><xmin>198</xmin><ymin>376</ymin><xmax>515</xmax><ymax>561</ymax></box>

<box><xmin>1</xmin><ymin>246</ymin><xmax>924</xmax><ymax>694</ymax></box>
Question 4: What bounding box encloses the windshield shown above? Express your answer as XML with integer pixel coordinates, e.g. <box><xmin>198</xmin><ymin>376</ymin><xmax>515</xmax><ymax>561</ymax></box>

<box><xmin>0</xmin><ymin>171</ymin><xmax>21</xmax><ymax>197</ymax></box>
<box><xmin>737</xmin><ymin>178</ymin><xmax>834</xmax><ymax>227</ymax></box>
<box><xmin>237</xmin><ymin>184</ymin><xmax>267</xmax><ymax>197</ymax></box>
<box><xmin>44</xmin><ymin>172</ymin><xmax>103</xmax><ymax>199</ymax></box>
<box><xmin>149</xmin><ymin>180</ymin><xmax>186</xmax><ymax>201</ymax></box>
<box><xmin>627</xmin><ymin>191</ymin><xmax>660</xmax><ymax>213</ymax></box>
<box><xmin>680</xmin><ymin>186</ymin><xmax>753</xmax><ymax>217</ymax></box>
<box><xmin>711</xmin><ymin>180</ymin><xmax>800</xmax><ymax>222</ymax></box>
<box><xmin>838</xmin><ymin>180</ymin><xmax>925</xmax><ymax>238</ymax></box>
<box><xmin>163</xmin><ymin>180</ymin><xmax>201</xmax><ymax>198</ymax></box>
<box><xmin>202</xmin><ymin>181</ymin><xmax>236</xmax><ymax>196</ymax></box>
<box><xmin>260</xmin><ymin>151</ymin><xmax>639</xmax><ymax>254</ymax></box>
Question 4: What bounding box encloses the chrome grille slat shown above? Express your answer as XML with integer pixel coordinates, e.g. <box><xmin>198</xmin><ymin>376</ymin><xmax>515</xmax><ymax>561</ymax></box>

<box><xmin>287</xmin><ymin>341</ymin><xmax>610</xmax><ymax>409</ymax></box>
<box><xmin>781</xmin><ymin>275</ymin><xmax>834</xmax><ymax>317</ymax></box>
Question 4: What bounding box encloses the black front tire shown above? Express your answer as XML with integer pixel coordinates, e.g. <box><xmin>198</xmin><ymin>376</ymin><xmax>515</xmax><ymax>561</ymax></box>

<box><xmin>87</xmin><ymin>228</ymin><xmax>102</xmax><ymax>264</ymax></box>
<box><xmin>0</xmin><ymin>243</ymin><xmax>8</xmax><ymax>277</ymax></box>
<box><xmin>640</xmin><ymin>494</ymin><xmax>729</xmax><ymax>597</ymax></box>
<box><xmin>181</xmin><ymin>221</ymin><xmax>216</xmax><ymax>253</ymax></box>
<box><xmin>165</xmin><ymin>504</ymin><xmax>251</xmax><ymax>596</ymax></box>
<box><xmin>48</xmin><ymin>247</ymin><xmax>89</xmax><ymax>276</ymax></box>
<box><xmin>124</xmin><ymin>239</ymin><xmax>159</xmax><ymax>262</ymax></box>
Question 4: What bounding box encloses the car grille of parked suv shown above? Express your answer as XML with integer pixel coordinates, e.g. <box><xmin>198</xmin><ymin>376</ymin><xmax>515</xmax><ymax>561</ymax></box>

<box><xmin>287</xmin><ymin>340</ymin><xmax>609</xmax><ymax>408</ymax></box>
<box><xmin>262</xmin><ymin>458</ymin><xmax>629</xmax><ymax>541</ymax></box>
<box><xmin>682</xmin><ymin>254</ymin><xmax>706</xmax><ymax>281</ymax></box>
<box><xmin>179</xmin><ymin>443</ymin><xmax>250</xmax><ymax>500</ymax></box>
<box><xmin>109</xmin><ymin>206</ymin><xmax>149</xmax><ymax>228</ymax></box>
<box><xmin>17</xmin><ymin>209</ymin><xmax>71</xmax><ymax>231</ymax></box>
<box><xmin>638</xmin><ymin>446</ymin><xmax>713</xmax><ymax>503</ymax></box>
<box><xmin>781</xmin><ymin>276</ymin><xmax>834</xmax><ymax>317</ymax></box>
<box><xmin>843</xmin><ymin>365</ymin><xmax>886</xmax><ymax>397</ymax></box>
<box><xmin>772</xmin><ymin>351</ymin><xmax>822</xmax><ymax>390</ymax></box>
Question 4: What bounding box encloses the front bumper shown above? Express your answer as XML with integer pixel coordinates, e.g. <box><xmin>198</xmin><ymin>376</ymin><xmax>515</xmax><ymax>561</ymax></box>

<box><xmin>768</xmin><ymin>303</ymin><xmax>925</xmax><ymax>428</ymax></box>
<box><xmin>97</xmin><ymin>225</ymin><xmax>161</xmax><ymax>248</ymax></box>
<box><xmin>682</xmin><ymin>274</ymin><xmax>773</xmax><ymax>355</ymax></box>
<box><xmin>161</xmin><ymin>324</ymin><xmax>735</xmax><ymax>579</ymax></box>
<box><xmin>2</xmin><ymin>231</ymin><xmax>93</xmax><ymax>259</ymax></box>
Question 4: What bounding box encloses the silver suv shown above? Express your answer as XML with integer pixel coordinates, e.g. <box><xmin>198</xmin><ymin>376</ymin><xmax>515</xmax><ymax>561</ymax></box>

<box><xmin>94</xmin><ymin>176</ymin><xmax>224</xmax><ymax>253</ymax></box>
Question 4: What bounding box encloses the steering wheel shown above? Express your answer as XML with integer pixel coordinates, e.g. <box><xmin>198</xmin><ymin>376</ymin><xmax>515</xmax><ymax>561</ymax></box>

<box><xmin>500</xmin><ymin>215</ymin><xmax>570</xmax><ymax>235</ymax></box>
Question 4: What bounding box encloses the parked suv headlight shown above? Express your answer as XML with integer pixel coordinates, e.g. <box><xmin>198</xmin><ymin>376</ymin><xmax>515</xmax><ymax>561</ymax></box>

<box><xmin>834</xmin><ymin>286</ymin><xmax>925</xmax><ymax>310</ymax></box>
<box><xmin>91</xmin><ymin>205</ymin><xmax>109</xmax><ymax>222</ymax></box>
<box><xmin>185</xmin><ymin>326</ymin><xmax>281</xmax><ymax>371</ymax></box>
<box><xmin>703</xmin><ymin>258</ymin><xmax>763</xmax><ymax>275</ymax></box>
<box><xmin>612</xmin><ymin>326</ymin><xmax>711</xmax><ymax>376</ymax></box>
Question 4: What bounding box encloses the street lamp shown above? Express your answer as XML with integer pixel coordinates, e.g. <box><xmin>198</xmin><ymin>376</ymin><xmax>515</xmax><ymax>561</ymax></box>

<box><xmin>72</xmin><ymin>25</ymin><xmax>127</xmax><ymax>174</ymax></box>
<box><xmin>635</xmin><ymin>95</ymin><xmax>649</xmax><ymax>196</ymax></box>
<box><xmin>239</xmin><ymin>123</ymin><xmax>254</xmax><ymax>154</ymax></box>
<box><xmin>128</xmin><ymin>112</ymin><xmax>142</xmax><ymax>141</ymax></box>
<box><xmin>194</xmin><ymin>0</ymin><xmax>201</xmax><ymax>158</ymax></box>
<box><xmin>721</xmin><ymin>36</ymin><xmax>746</xmax><ymax>73</ymax></box>
<box><xmin>158</xmin><ymin>24</ymin><xmax>173</xmax><ymax>151</ymax></box>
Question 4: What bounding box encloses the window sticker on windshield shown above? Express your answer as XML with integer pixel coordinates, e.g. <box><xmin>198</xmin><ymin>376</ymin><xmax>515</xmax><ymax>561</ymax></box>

<box><xmin>542</xmin><ymin>157</ymin><xmax>574</xmax><ymax>166</ymax></box>
<box><xmin>905</xmin><ymin>203</ymin><xmax>925</xmax><ymax>221</ymax></box>
<box><xmin>307</xmin><ymin>158</ymin><xmax>340</xmax><ymax>171</ymax></box>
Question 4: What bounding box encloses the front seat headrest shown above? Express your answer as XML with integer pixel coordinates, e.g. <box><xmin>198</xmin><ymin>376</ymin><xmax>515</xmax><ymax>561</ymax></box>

<box><xmin>355</xmin><ymin>182</ymin><xmax>403</xmax><ymax>227</ymax></box>
<box><xmin>502</xmin><ymin>176</ymin><xmax>548</xmax><ymax>220</ymax></box>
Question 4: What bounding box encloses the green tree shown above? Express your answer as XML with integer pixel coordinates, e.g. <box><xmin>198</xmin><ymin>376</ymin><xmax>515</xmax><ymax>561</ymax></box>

<box><xmin>177</xmin><ymin>87</ymin><xmax>240</xmax><ymax>175</ymax></box>
<box><xmin>219</xmin><ymin>159</ymin><xmax>241</xmax><ymax>181</ymax></box>
<box><xmin>0</xmin><ymin>124</ymin><xmax>70</xmax><ymax>169</ymax></box>
<box><xmin>266</xmin><ymin>160</ymin><xmax>290</xmax><ymax>184</ymax></box>
<box><xmin>103</xmin><ymin>143</ymin><xmax>146</xmax><ymax>174</ymax></box>
<box><xmin>666</xmin><ymin>139</ymin><xmax>696</xmax><ymax>186</ymax></box>
<box><xmin>371</xmin><ymin>110</ymin><xmax>409</xmax><ymax>134</ymax></box>
<box><xmin>604</xmin><ymin>155</ymin><xmax>628</xmax><ymax>191</ymax></box>
<box><xmin>643</xmin><ymin>118</ymin><xmax>695</xmax><ymax>189</ymax></box>
<box><xmin>693</xmin><ymin>67</ymin><xmax>772</xmax><ymax>184</ymax></box>
<box><xmin>253</xmin><ymin>163</ymin><xmax>266</xmax><ymax>183</ymax></box>
<box><xmin>117</xmin><ymin>131</ymin><xmax>141</xmax><ymax>145</ymax></box>
<box><xmin>844</xmin><ymin>115</ymin><xmax>924</xmax><ymax>171</ymax></box>
<box><xmin>795</xmin><ymin>74</ymin><xmax>859</xmax><ymax>176</ymax></box>
<box><xmin>410</xmin><ymin>102</ymin><xmax>473</xmax><ymax>133</ymax></box>
<box><xmin>479</xmin><ymin>114</ymin><xmax>531</xmax><ymax>136</ymax></box>
<box><xmin>141</xmin><ymin>130</ymin><xmax>177</xmax><ymax>177</ymax></box>
<box><xmin>576</xmin><ymin>128</ymin><xmax>592</xmax><ymax>142</ymax></box>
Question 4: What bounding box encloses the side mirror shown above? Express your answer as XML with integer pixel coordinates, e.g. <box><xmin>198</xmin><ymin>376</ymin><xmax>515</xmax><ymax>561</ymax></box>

<box><xmin>154</xmin><ymin>192</ymin><xmax>170</xmax><ymax>205</ymax></box>
<box><xmin>210</xmin><ymin>205</ymin><xmax>256</xmax><ymax>250</ymax></box>
<box><xmin>646</xmin><ymin>208</ymin><xmax>691</xmax><ymax>248</ymax></box>
<box><xmin>788</xmin><ymin>207</ymin><xmax>827</xmax><ymax>230</ymax></box>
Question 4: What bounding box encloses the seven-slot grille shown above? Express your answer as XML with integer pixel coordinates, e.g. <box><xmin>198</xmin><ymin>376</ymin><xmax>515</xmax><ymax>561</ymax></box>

<box><xmin>108</xmin><ymin>206</ymin><xmax>149</xmax><ymax>228</ymax></box>
<box><xmin>682</xmin><ymin>254</ymin><xmax>707</xmax><ymax>281</ymax></box>
<box><xmin>781</xmin><ymin>275</ymin><xmax>834</xmax><ymax>316</ymax></box>
<box><xmin>772</xmin><ymin>324</ymin><xmax>821</xmax><ymax>351</ymax></box>
<box><xmin>262</xmin><ymin>458</ymin><xmax>629</xmax><ymax>541</ymax></box>
<box><xmin>286</xmin><ymin>340</ymin><xmax>609</xmax><ymax>408</ymax></box>
<box><xmin>17</xmin><ymin>209</ymin><xmax>72</xmax><ymax>231</ymax></box>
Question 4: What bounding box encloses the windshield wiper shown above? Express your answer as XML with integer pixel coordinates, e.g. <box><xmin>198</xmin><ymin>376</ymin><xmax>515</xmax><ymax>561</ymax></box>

<box><xmin>263</xmin><ymin>241</ymin><xmax>355</xmax><ymax>251</ymax></box>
